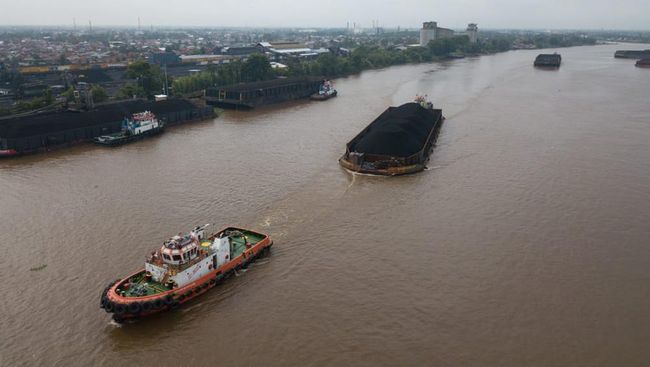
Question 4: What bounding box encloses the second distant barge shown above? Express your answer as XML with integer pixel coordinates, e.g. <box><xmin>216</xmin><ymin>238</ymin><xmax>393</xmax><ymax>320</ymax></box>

<box><xmin>534</xmin><ymin>53</ymin><xmax>561</xmax><ymax>68</ymax></box>
<box><xmin>339</xmin><ymin>102</ymin><xmax>444</xmax><ymax>176</ymax></box>
<box><xmin>614</xmin><ymin>50</ymin><xmax>650</xmax><ymax>59</ymax></box>
<box><xmin>205</xmin><ymin>77</ymin><xmax>323</xmax><ymax>109</ymax></box>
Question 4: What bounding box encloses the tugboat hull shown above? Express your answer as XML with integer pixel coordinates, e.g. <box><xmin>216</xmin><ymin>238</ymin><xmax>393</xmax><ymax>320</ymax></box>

<box><xmin>310</xmin><ymin>90</ymin><xmax>337</xmax><ymax>101</ymax></box>
<box><xmin>101</xmin><ymin>227</ymin><xmax>272</xmax><ymax>322</ymax></box>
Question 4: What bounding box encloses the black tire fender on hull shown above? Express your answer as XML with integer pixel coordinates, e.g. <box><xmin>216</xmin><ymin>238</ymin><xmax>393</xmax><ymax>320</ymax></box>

<box><xmin>103</xmin><ymin>237</ymin><xmax>273</xmax><ymax>320</ymax></box>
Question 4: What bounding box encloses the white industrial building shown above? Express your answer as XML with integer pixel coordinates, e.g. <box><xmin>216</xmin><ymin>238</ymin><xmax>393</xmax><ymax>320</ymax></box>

<box><xmin>419</xmin><ymin>22</ymin><xmax>479</xmax><ymax>46</ymax></box>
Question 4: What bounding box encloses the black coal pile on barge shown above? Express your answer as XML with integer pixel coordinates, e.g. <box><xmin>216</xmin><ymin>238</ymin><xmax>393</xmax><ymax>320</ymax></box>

<box><xmin>339</xmin><ymin>102</ymin><xmax>444</xmax><ymax>176</ymax></box>
<box><xmin>534</xmin><ymin>53</ymin><xmax>561</xmax><ymax>67</ymax></box>
<box><xmin>615</xmin><ymin>50</ymin><xmax>650</xmax><ymax>59</ymax></box>
<box><xmin>205</xmin><ymin>77</ymin><xmax>323</xmax><ymax>109</ymax></box>
<box><xmin>0</xmin><ymin>98</ymin><xmax>214</xmax><ymax>156</ymax></box>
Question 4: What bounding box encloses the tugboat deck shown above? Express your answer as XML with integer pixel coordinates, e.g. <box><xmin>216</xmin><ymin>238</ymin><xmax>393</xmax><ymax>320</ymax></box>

<box><xmin>120</xmin><ymin>231</ymin><xmax>264</xmax><ymax>298</ymax></box>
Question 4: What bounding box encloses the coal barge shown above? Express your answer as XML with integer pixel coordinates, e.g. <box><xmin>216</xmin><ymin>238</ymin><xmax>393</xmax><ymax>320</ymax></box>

<box><xmin>614</xmin><ymin>50</ymin><xmax>650</xmax><ymax>59</ymax></box>
<box><xmin>339</xmin><ymin>98</ymin><xmax>444</xmax><ymax>176</ymax></box>
<box><xmin>0</xmin><ymin>99</ymin><xmax>214</xmax><ymax>157</ymax></box>
<box><xmin>534</xmin><ymin>53</ymin><xmax>562</xmax><ymax>68</ymax></box>
<box><xmin>205</xmin><ymin>77</ymin><xmax>324</xmax><ymax>109</ymax></box>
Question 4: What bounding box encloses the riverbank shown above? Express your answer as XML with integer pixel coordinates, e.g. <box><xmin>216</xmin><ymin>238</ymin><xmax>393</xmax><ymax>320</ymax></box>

<box><xmin>172</xmin><ymin>34</ymin><xmax>597</xmax><ymax>96</ymax></box>
<box><xmin>0</xmin><ymin>98</ymin><xmax>215</xmax><ymax>157</ymax></box>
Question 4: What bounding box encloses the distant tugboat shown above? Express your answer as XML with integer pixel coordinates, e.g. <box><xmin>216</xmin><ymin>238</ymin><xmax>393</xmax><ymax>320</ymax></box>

<box><xmin>100</xmin><ymin>225</ymin><xmax>272</xmax><ymax>322</ymax></box>
<box><xmin>636</xmin><ymin>58</ymin><xmax>650</xmax><ymax>68</ymax></box>
<box><xmin>93</xmin><ymin>111</ymin><xmax>164</xmax><ymax>146</ymax></box>
<box><xmin>534</xmin><ymin>53</ymin><xmax>562</xmax><ymax>68</ymax></box>
<box><xmin>339</xmin><ymin>96</ymin><xmax>444</xmax><ymax>176</ymax></box>
<box><xmin>310</xmin><ymin>80</ymin><xmax>337</xmax><ymax>101</ymax></box>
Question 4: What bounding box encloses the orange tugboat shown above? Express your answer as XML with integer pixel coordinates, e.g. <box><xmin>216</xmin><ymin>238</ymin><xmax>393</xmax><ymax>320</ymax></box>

<box><xmin>100</xmin><ymin>225</ymin><xmax>272</xmax><ymax>322</ymax></box>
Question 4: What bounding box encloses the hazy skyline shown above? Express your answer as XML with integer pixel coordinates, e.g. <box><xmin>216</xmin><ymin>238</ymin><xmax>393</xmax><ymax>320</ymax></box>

<box><xmin>1</xmin><ymin>0</ymin><xmax>649</xmax><ymax>30</ymax></box>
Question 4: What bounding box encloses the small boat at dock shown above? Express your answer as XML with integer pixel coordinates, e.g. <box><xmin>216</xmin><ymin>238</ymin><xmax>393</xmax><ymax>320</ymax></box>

<box><xmin>93</xmin><ymin>111</ymin><xmax>164</xmax><ymax>146</ymax></box>
<box><xmin>100</xmin><ymin>225</ymin><xmax>272</xmax><ymax>322</ymax></box>
<box><xmin>310</xmin><ymin>80</ymin><xmax>337</xmax><ymax>101</ymax></box>
<box><xmin>636</xmin><ymin>58</ymin><xmax>650</xmax><ymax>68</ymax></box>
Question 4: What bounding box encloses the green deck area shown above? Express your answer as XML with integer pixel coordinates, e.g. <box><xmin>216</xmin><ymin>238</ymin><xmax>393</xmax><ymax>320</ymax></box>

<box><xmin>228</xmin><ymin>229</ymin><xmax>265</xmax><ymax>258</ymax></box>
<box><xmin>119</xmin><ymin>230</ymin><xmax>265</xmax><ymax>298</ymax></box>
<box><xmin>121</xmin><ymin>272</ymin><xmax>169</xmax><ymax>297</ymax></box>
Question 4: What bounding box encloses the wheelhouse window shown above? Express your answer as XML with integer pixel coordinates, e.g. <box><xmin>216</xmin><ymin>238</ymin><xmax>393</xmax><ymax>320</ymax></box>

<box><xmin>172</xmin><ymin>255</ymin><xmax>181</xmax><ymax>261</ymax></box>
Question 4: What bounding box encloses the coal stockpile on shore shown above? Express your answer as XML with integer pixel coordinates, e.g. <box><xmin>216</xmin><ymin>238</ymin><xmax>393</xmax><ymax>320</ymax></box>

<box><xmin>350</xmin><ymin>103</ymin><xmax>438</xmax><ymax>157</ymax></box>
<box><xmin>0</xmin><ymin>99</ymin><xmax>200</xmax><ymax>138</ymax></box>
<box><xmin>0</xmin><ymin>98</ymin><xmax>213</xmax><ymax>153</ymax></box>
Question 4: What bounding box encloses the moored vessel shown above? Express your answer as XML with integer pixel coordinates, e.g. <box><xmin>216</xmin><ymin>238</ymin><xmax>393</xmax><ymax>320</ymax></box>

<box><xmin>0</xmin><ymin>149</ymin><xmax>18</xmax><ymax>157</ymax></box>
<box><xmin>310</xmin><ymin>80</ymin><xmax>337</xmax><ymax>101</ymax></box>
<box><xmin>100</xmin><ymin>225</ymin><xmax>272</xmax><ymax>322</ymax></box>
<box><xmin>339</xmin><ymin>96</ymin><xmax>444</xmax><ymax>176</ymax></box>
<box><xmin>635</xmin><ymin>58</ymin><xmax>650</xmax><ymax>68</ymax></box>
<box><xmin>0</xmin><ymin>98</ymin><xmax>214</xmax><ymax>158</ymax></box>
<box><xmin>205</xmin><ymin>77</ymin><xmax>322</xmax><ymax>109</ymax></box>
<box><xmin>93</xmin><ymin>111</ymin><xmax>163</xmax><ymax>146</ymax></box>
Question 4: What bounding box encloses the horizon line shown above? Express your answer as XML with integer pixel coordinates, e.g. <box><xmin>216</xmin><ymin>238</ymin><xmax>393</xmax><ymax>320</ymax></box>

<box><xmin>1</xmin><ymin>24</ymin><xmax>649</xmax><ymax>32</ymax></box>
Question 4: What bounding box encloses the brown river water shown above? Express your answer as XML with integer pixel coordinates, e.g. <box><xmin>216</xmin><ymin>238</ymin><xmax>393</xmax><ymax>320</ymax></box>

<box><xmin>1</xmin><ymin>43</ymin><xmax>649</xmax><ymax>366</ymax></box>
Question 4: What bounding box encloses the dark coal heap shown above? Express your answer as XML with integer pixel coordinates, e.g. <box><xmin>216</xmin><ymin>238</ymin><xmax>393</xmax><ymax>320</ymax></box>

<box><xmin>351</xmin><ymin>103</ymin><xmax>438</xmax><ymax>157</ymax></box>
<box><xmin>0</xmin><ymin>99</ymin><xmax>197</xmax><ymax>138</ymax></box>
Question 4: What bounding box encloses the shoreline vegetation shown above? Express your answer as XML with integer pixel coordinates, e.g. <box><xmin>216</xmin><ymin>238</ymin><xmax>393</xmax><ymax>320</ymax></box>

<box><xmin>170</xmin><ymin>32</ymin><xmax>597</xmax><ymax>96</ymax></box>
<box><xmin>0</xmin><ymin>32</ymin><xmax>598</xmax><ymax>117</ymax></box>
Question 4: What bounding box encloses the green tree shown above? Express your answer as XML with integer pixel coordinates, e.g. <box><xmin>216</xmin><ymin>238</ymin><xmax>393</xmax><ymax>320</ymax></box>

<box><xmin>91</xmin><ymin>85</ymin><xmax>108</xmax><ymax>103</ymax></box>
<box><xmin>58</xmin><ymin>53</ymin><xmax>70</xmax><ymax>65</ymax></box>
<box><xmin>61</xmin><ymin>86</ymin><xmax>75</xmax><ymax>102</ymax></box>
<box><xmin>43</xmin><ymin>88</ymin><xmax>53</xmax><ymax>105</ymax></box>
<box><xmin>316</xmin><ymin>53</ymin><xmax>340</xmax><ymax>77</ymax></box>
<box><xmin>241</xmin><ymin>54</ymin><xmax>272</xmax><ymax>82</ymax></box>
<box><xmin>125</xmin><ymin>60</ymin><xmax>163</xmax><ymax>96</ymax></box>
<box><xmin>116</xmin><ymin>83</ymin><xmax>146</xmax><ymax>100</ymax></box>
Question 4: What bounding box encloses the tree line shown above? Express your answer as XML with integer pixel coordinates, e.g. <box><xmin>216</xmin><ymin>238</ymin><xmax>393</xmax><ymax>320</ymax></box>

<box><xmin>0</xmin><ymin>31</ymin><xmax>598</xmax><ymax>116</ymax></box>
<box><xmin>170</xmin><ymin>35</ymin><xmax>511</xmax><ymax>96</ymax></box>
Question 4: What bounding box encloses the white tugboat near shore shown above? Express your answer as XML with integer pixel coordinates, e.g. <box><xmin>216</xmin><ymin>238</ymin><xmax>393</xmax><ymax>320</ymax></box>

<box><xmin>93</xmin><ymin>111</ymin><xmax>164</xmax><ymax>146</ymax></box>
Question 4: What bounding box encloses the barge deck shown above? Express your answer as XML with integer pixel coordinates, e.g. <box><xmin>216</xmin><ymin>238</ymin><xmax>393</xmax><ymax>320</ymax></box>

<box><xmin>339</xmin><ymin>101</ymin><xmax>444</xmax><ymax>176</ymax></box>
<box><xmin>205</xmin><ymin>77</ymin><xmax>324</xmax><ymax>109</ymax></box>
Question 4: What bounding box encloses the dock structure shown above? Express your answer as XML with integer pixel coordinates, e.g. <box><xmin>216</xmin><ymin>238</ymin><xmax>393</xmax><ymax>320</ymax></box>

<box><xmin>205</xmin><ymin>77</ymin><xmax>323</xmax><ymax>109</ymax></box>
<box><xmin>0</xmin><ymin>99</ymin><xmax>213</xmax><ymax>155</ymax></box>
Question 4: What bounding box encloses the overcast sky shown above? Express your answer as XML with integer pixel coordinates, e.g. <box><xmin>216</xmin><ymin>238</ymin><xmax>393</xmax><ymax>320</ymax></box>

<box><xmin>1</xmin><ymin>0</ymin><xmax>649</xmax><ymax>30</ymax></box>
